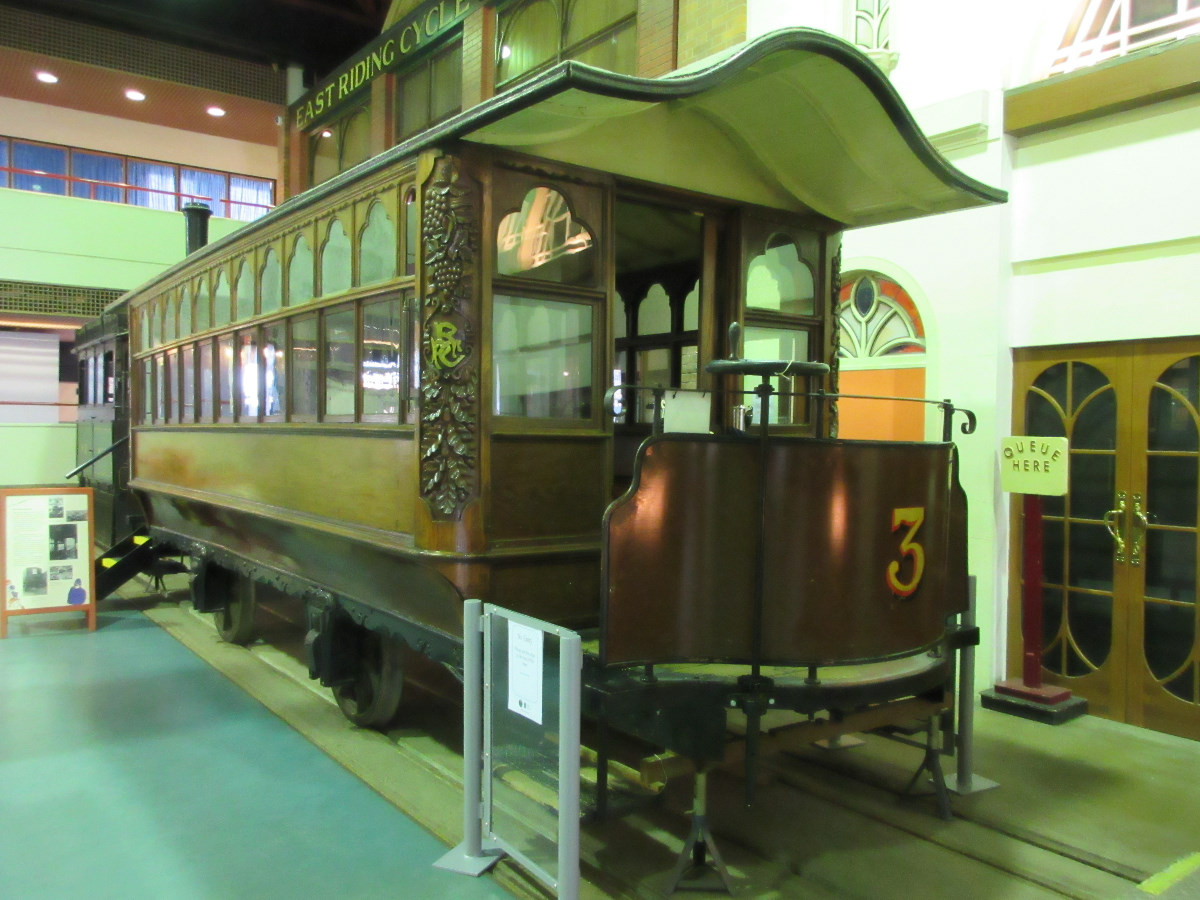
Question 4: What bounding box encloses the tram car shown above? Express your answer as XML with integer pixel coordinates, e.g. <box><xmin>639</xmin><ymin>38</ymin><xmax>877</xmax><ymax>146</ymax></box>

<box><xmin>76</xmin><ymin>29</ymin><xmax>1003</xmax><ymax>805</ymax></box>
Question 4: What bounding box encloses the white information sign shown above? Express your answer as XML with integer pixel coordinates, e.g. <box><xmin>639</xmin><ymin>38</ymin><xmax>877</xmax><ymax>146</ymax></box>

<box><xmin>1000</xmin><ymin>436</ymin><xmax>1070</xmax><ymax>496</ymax></box>
<box><xmin>1</xmin><ymin>486</ymin><xmax>96</xmax><ymax>637</ymax></box>
<box><xmin>507</xmin><ymin>619</ymin><xmax>544</xmax><ymax>724</ymax></box>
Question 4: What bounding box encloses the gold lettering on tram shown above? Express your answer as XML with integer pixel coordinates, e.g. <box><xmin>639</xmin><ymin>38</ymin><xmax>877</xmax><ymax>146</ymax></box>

<box><xmin>429</xmin><ymin>320</ymin><xmax>465</xmax><ymax>369</ymax></box>
<box><xmin>886</xmin><ymin>506</ymin><xmax>926</xmax><ymax>598</ymax></box>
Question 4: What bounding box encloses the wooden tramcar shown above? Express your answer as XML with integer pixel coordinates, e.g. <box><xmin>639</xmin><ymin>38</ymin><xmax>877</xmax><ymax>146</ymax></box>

<box><xmin>80</xmin><ymin>30</ymin><xmax>1004</xmax><ymax>766</ymax></box>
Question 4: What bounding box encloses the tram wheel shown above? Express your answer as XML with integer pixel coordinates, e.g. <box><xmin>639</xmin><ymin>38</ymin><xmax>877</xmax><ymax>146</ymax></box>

<box><xmin>333</xmin><ymin>631</ymin><xmax>405</xmax><ymax>729</ymax></box>
<box><xmin>213</xmin><ymin>575</ymin><xmax>258</xmax><ymax>645</ymax></box>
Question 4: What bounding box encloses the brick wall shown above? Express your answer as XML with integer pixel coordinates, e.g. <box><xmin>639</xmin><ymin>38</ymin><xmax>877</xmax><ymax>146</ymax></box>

<box><xmin>677</xmin><ymin>0</ymin><xmax>747</xmax><ymax>68</ymax></box>
<box><xmin>461</xmin><ymin>5</ymin><xmax>496</xmax><ymax>108</ymax></box>
<box><xmin>637</xmin><ymin>0</ymin><xmax>678</xmax><ymax>77</ymax></box>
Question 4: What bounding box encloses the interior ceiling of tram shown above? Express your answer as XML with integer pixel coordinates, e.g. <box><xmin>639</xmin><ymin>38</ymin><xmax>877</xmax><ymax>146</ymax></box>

<box><xmin>615</xmin><ymin>200</ymin><xmax>703</xmax><ymax>282</ymax></box>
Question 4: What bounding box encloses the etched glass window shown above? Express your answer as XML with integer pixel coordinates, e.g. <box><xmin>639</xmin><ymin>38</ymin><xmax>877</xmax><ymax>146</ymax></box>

<box><xmin>360</xmin><ymin>202</ymin><xmax>397</xmax><ymax>286</ymax></box>
<box><xmin>261</xmin><ymin>248</ymin><xmax>282</xmax><ymax>314</ymax></box>
<box><xmin>746</xmin><ymin>236</ymin><xmax>815</xmax><ymax>316</ymax></box>
<box><xmin>322</xmin><ymin>219</ymin><xmax>352</xmax><ymax>296</ymax></box>
<box><xmin>289</xmin><ymin>236</ymin><xmax>314</xmax><ymax>306</ymax></box>
<box><xmin>496</xmin><ymin>187</ymin><xmax>595</xmax><ymax>285</ymax></box>
<box><xmin>236</xmin><ymin>260</ymin><xmax>255</xmax><ymax>320</ymax></box>
<box><xmin>214</xmin><ymin>271</ymin><xmax>231</xmax><ymax>328</ymax></box>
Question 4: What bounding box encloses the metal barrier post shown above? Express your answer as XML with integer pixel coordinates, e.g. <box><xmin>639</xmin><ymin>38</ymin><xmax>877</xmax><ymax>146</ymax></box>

<box><xmin>435</xmin><ymin>599</ymin><xmax>504</xmax><ymax>875</ymax></box>
<box><xmin>947</xmin><ymin>577</ymin><xmax>999</xmax><ymax>795</ymax></box>
<box><xmin>557</xmin><ymin>631</ymin><xmax>582</xmax><ymax>900</ymax></box>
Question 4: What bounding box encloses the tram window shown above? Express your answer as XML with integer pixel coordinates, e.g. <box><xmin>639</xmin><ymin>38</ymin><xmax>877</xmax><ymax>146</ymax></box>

<box><xmin>181</xmin><ymin>345</ymin><xmax>195</xmax><ymax>422</ymax></box>
<box><xmin>149</xmin><ymin>301</ymin><xmax>161</xmax><ymax>347</ymax></box>
<box><xmin>404</xmin><ymin>188</ymin><xmax>418</xmax><ymax>276</ymax></box>
<box><xmin>407</xmin><ymin>294</ymin><xmax>419</xmax><ymax>425</ymax></box>
<box><xmin>162</xmin><ymin>296</ymin><xmax>175</xmax><ymax>343</ymax></box>
<box><xmin>86</xmin><ymin>356</ymin><xmax>97</xmax><ymax>406</ymax></box>
<box><xmin>746</xmin><ymin>236</ymin><xmax>815</xmax><ymax>315</ymax></box>
<box><xmin>236</xmin><ymin>330</ymin><xmax>259</xmax><ymax>420</ymax></box>
<box><xmin>262</xmin><ymin>322</ymin><xmax>286</xmax><ymax>420</ymax></box>
<box><xmin>321</xmin><ymin>304</ymin><xmax>352</xmax><ymax>422</ymax></box>
<box><xmin>180</xmin><ymin>287</ymin><xmax>192</xmax><ymax>336</ymax></box>
<box><xmin>214</xmin><ymin>271</ymin><xmax>232</xmax><ymax>328</ymax></box>
<box><xmin>142</xmin><ymin>359</ymin><xmax>153</xmax><ymax>423</ymax></box>
<box><xmin>321</xmin><ymin>220</ymin><xmax>352</xmax><ymax>296</ymax></box>
<box><xmin>154</xmin><ymin>353</ymin><xmax>168</xmax><ymax>423</ymax></box>
<box><xmin>235</xmin><ymin>260</ymin><xmax>254</xmax><ymax>321</ymax></box>
<box><xmin>362</xmin><ymin>297</ymin><xmax>401</xmax><ymax>422</ymax></box>
<box><xmin>166</xmin><ymin>349</ymin><xmax>179</xmax><ymax>423</ymax></box>
<box><xmin>261</xmin><ymin>248</ymin><xmax>282</xmax><ymax>314</ymax></box>
<box><xmin>199</xmin><ymin>340</ymin><xmax>214</xmax><ymax>421</ymax></box>
<box><xmin>217</xmin><ymin>335</ymin><xmax>235</xmax><ymax>421</ymax></box>
<box><xmin>323</xmin><ymin>304</ymin><xmax>356</xmax><ymax>420</ymax></box>
<box><xmin>493</xmin><ymin>294</ymin><xmax>593</xmax><ymax>419</ymax></box>
<box><xmin>195</xmin><ymin>280</ymin><xmax>211</xmax><ymax>332</ymax></box>
<box><xmin>496</xmin><ymin>187</ymin><xmax>595</xmax><ymax>285</ymax></box>
<box><xmin>291</xmin><ymin>315</ymin><xmax>319</xmax><ymax>420</ymax></box>
<box><xmin>78</xmin><ymin>358</ymin><xmax>88</xmax><ymax>407</ymax></box>
<box><xmin>742</xmin><ymin>325</ymin><xmax>810</xmax><ymax>426</ymax></box>
<box><xmin>360</xmin><ymin>203</ymin><xmax>397</xmax><ymax>286</ymax></box>
<box><xmin>289</xmin><ymin>236</ymin><xmax>314</xmax><ymax>307</ymax></box>
<box><xmin>103</xmin><ymin>351</ymin><xmax>115</xmax><ymax>404</ymax></box>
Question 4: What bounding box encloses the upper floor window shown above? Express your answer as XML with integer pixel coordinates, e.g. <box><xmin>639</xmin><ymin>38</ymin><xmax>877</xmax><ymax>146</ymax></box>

<box><xmin>496</xmin><ymin>0</ymin><xmax>637</xmax><ymax>87</ymax></box>
<box><xmin>309</xmin><ymin>107</ymin><xmax>371</xmax><ymax>187</ymax></box>
<box><xmin>396</xmin><ymin>42</ymin><xmax>463</xmax><ymax>141</ymax></box>
<box><xmin>1051</xmin><ymin>0</ymin><xmax>1200</xmax><ymax>74</ymax></box>
<box><xmin>0</xmin><ymin>135</ymin><xmax>273</xmax><ymax>221</ymax></box>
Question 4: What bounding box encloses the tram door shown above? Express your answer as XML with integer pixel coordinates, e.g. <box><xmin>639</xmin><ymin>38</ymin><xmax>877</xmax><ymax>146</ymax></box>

<box><xmin>1012</xmin><ymin>339</ymin><xmax>1200</xmax><ymax>739</ymax></box>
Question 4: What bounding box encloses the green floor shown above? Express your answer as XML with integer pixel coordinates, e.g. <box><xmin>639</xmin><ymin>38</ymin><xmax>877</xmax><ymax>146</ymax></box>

<box><xmin>0</xmin><ymin>608</ymin><xmax>515</xmax><ymax>900</ymax></box>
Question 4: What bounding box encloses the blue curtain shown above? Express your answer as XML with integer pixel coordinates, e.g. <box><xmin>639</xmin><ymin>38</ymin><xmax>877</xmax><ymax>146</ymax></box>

<box><xmin>127</xmin><ymin>160</ymin><xmax>177</xmax><ymax>211</ymax></box>
<box><xmin>181</xmin><ymin>168</ymin><xmax>228</xmax><ymax>216</ymax></box>
<box><xmin>12</xmin><ymin>142</ymin><xmax>68</xmax><ymax>195</ymax></box>
<box><xmin>71</xmin><ymin>151</ymin><xmax>123</xmax><ymax>203</ymax></box>
<box><xmin>0</xmin><ymin>138</ymin><xmax>8</xmax><ymax>189</ymax></box>
<box><xmin>229</xmin><ymin>175</ymin><xmax>274</xmax><ymax>222</ymax></box>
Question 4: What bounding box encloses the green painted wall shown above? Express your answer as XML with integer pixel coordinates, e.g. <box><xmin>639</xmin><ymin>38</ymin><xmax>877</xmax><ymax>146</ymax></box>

<box><xmin>0</xmin><ymin>188</ymin><xmax>247</xmax><ymax>290</ymax></box>
<box><xmin>0</xmin><ymin>425</ymin><xmax>77</xmax><ymax>486</ymax></box>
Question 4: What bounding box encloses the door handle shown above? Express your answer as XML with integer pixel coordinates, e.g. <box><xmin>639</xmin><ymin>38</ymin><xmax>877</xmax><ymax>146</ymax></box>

<box><xmin>1130</xmin><ymin>493</ymin><xmax>1149</xmax><ymax>568</ymax></box>
<box><xmin>1103</xmin><ymin>491</ymin><xmax>1127</xmax><ymax>564</ymax></box>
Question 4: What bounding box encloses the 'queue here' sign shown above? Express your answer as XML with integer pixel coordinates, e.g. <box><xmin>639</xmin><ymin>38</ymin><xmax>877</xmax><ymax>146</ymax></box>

<box><xmin>1000</xmin><ymin>436</ymin><xmax>1069</xmax><ymax>496</ymax></box>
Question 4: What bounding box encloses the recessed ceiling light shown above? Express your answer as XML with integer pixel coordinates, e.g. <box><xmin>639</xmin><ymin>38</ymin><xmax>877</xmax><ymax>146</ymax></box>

<box><xmin>125</xmin><ymin>88</ymin><xmax>146</xmax><ymax>102</ymax></box>
<box><xmin>36</xmin><ymin>71</ymin><xmax>59</xmax><ymax>84</ymax></box>
<box><xmin>206</xmin><ymin>105</ymin><xmax>226</xmax><ymax>117</ymax></box>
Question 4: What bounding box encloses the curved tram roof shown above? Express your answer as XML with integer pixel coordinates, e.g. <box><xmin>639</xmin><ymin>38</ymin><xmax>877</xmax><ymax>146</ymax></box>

<box><xmin>148</xmin><ymin>28</ymin><xmax>1007</xmax><ymax>288</ymax></box>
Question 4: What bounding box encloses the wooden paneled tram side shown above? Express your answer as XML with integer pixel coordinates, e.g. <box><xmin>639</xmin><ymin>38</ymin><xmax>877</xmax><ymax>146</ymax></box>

<box><xmin>74</xmin><ymin>28</ymin><xmax>1005</xmax><ymax>867</ymax></box>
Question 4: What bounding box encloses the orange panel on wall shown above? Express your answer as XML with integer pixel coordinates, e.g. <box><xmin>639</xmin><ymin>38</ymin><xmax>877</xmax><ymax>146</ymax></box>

<box><xmin>838</xmin><ymin>367</ymin><xmax>926</xmax><ymax>441</ymax></box>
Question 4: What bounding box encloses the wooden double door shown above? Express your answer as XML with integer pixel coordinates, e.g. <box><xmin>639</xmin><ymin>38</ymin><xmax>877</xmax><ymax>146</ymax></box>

<box><xmin>1012</xmin><ymin>339</ymin><xmax>1200</xmax><ymax>739</ymax></box>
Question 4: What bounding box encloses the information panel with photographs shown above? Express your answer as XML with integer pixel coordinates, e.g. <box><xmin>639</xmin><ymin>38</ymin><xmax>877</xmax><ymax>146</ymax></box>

<box><xmin>1</xmin><ymin>486</ymin><xmax>95</xmax><ymax>637</ymax></box>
